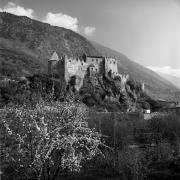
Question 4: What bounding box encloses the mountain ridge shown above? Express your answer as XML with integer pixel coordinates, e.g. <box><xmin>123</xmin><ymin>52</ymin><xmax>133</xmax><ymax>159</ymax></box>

<box><xmin>156</xmin><ymin>72</ymin><xmax>180</xmax><ymax>89</ymax></box>
<box><xmin>91</xmin><ymin>41</ymin><xmax>180</xmax><ymax>100</ymax></box>
<box><xmin>0</xmin><ymin>12</ymin><xmax>179</xmax><ymax>101</ymax></box>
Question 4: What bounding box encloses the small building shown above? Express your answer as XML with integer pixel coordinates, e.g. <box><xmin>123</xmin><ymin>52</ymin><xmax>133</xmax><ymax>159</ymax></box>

<box><xmin>156</xmin><ymin>99</ymin><xmax>176</xmax><ymax>108</ymax></box>
<box><xmin>144</xmin><ymin>109</ymin><xmax>151</xmax><ymax>114</ymax></box>
<box><xmin>160</xmin><ymin>106</ymin><xmax>180</xmax><ymax>114</ymax></box>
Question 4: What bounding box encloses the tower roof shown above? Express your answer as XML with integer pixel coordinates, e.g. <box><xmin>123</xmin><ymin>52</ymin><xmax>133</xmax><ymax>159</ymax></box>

<box><xmin>49</xmin><ymin>51</ymin><xmax>59</xmax><ymax>61</ymax></box>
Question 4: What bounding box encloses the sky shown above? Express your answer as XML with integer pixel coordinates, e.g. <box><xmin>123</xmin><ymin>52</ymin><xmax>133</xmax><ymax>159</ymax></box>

<box><xmin>0</xmin><ymin>0</ymin><xmax>180</xmax><ymax>77</ymax></box>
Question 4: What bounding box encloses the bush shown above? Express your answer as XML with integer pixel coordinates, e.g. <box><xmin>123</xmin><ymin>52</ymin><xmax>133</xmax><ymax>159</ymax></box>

<box><xmin>0</xmin><ymin>99</ymin><xmax>102</xmax><ymax>180</ymax></box>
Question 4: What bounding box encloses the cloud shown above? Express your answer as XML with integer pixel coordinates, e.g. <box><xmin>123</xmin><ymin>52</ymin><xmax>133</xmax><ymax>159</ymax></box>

<box><xmin>147</xmin><ymin>66</ymin><xmax>180</xmax><ymax>78</ymax></box>
<box><xmin>0</xmin><ymin>2</ymin><xmax>96</xmax><ymax>35</ymax></box>
<box><xmin>83</xmin><ymin>26</ymin><xmax>96</xmax><ymax>36</ymax></box>
<box><xmin>43</xmin><ymin>12</ymin><xmax>79</xmax><ymax>32</ymax></box>
<box><xmin>0</xmin><ymin>2</ymin><xmax>34</xmax><ymax>18</ymax></box>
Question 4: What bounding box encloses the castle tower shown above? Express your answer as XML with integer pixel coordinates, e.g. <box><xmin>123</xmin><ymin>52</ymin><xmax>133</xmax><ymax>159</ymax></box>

<box><xmin>48</xmin><ymin>51</ymin><xmax>59</xmax><ymax>75</ymax></box>
<box><xmin>104</xmin><ymin>57</ymin><xmax>118</xmax><ymax>78</ymax></box>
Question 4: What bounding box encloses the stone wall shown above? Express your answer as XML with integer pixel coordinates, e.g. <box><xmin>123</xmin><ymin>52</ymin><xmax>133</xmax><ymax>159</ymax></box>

<box><xmin>105</xmin><ymin>57</ymin><xmax>118</xmax><ymax>77</ymax></box>
<box><xmin>48</xmin><ymin>60</ymin><xmax>58</xmax><ymax>75</ymax></box>
<box><xmin>48</xmin><ymin>52</ymin><xmax>129</xmax><ymax>91</ymax></box>
<box><xmin>64</xmin><ymin>56</ymin><xmax>88</xmax><ymax>91</ymax></box>
<box><xmin>86</xmin><ymin>56</ymin><xmax>104</xmax><ymax>74</ymax></box>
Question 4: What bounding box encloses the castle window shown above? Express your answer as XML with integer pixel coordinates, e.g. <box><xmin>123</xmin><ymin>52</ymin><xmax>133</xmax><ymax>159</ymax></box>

<box><xmin>96</xmin><ymin>68</ymin><xmax>98</xmax><ymax>72</ymax></box>
<box><xmin>114</xmin><ymin>61</ymin><xmax>115</xmax><ymax>64</ymax></box>
<box><xmin>81</xmin><ymin>63</ymin><xmax>83</xmax><ymax>66</ymax></box>
<box><xmin>76</xmin><ymin>58</ymin><xmax>78</xmax><ymax>61</ymax></box>
<box><xmin>92</xmin><ymin>59</ymin><xmax>94</xmax><ymax>62</ymax></box>
<box><xmin>69</xmin><ymin>60</ymin><xmax>71</xmax><ymax>62</ymax></box>
<box><xmin>90</xmin><ymin>67</ymin><xmax>94</xmax><ymax>72</ymax></box>
<box><xmin>110</xmin><ymin>61</ymin><xmax>111</xmax><ymax>64</ymax></box>
<box><xmin>96</xmin><ymin>59</ymin><xmax>98</xmax><ymax>63</ymax></box>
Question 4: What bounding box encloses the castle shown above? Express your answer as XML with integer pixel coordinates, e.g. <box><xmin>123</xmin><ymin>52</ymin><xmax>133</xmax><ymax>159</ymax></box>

<box><xmin>48</xmin><ymin>52</ymin><xmax>129</xmax><ymax>90</ymax></box>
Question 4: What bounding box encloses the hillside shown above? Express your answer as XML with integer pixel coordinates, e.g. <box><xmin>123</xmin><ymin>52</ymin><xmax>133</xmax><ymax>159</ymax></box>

<box><xmin>0</xmin><ymin>49</ymin><xmax>44</xmax><ymax>77</ymax></box>
<box><xmin>0</xmin><ymin>12</ymin><xmax>179</xmax><ymax>101</ymax></box>
<box><xmin>157</xmin><ymin>72</ymin><xmax>180</xmax><ymax>89</ymax></box>
<box><xmin>0</xmin><ymin>12</ymin><xmax>99</xmax><ymax>59</ymax></box>
<box><xmin>91</xmin><ymin>41</ymin><xmax>180</xmax><ymax>100</ymax></box>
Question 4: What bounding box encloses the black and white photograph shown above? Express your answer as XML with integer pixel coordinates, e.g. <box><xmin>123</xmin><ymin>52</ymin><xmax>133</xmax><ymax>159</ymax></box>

<box><xmin>0</xmin><ymin>0</ymin><xmax>180</xmax><ymax>179</ymax></box>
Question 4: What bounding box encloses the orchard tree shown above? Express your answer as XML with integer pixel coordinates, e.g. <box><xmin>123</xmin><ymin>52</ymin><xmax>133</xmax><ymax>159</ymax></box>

<box><xmin>0</xmin><ymin>99</ymin><xmax>102</xmax><ymax>180</ymax></box>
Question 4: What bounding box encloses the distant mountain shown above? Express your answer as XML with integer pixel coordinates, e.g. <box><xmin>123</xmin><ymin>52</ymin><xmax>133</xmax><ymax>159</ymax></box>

<box><xmin>0</xmin><ymin>12</ymin><xmax>179</xmax><ymax>101</ymax></box>
<box><xmin>157</xmin><ymin>73</ymin><xmax>180</xmax><ymax>89</ymax></box>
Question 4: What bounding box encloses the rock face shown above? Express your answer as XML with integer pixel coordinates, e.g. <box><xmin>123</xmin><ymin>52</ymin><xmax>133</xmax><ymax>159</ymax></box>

<box><xmin>80</xmin><ymin>76</ymin><xmax>141</xmax><ymax>112</ymax></box>
<box><xmin>77</xmin><ymin>72</ymin><xmax>142</xmax><ymax>112</ymax></box>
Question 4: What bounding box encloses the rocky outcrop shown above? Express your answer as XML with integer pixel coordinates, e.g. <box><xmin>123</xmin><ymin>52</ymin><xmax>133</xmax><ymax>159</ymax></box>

<box><xmin>76</xmin><ymin>73</ymin><xmax>142</xmax><ymax>112</ymax></box>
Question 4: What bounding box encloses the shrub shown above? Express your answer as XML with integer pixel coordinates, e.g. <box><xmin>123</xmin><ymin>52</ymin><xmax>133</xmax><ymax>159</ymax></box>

<box><xmin>0</xmin><ymin>99</ymin><xmax>102</xmax><ymax>180</ymax></box>
<box><xmin>118</xmin><ymin>148</ymin><xmax>149</xmax><ymax>180</ymax></box>
<box><xmin>148</xmin><ymin>113</ymin><xmax>180</xmax><ymax>145</ymax></box>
